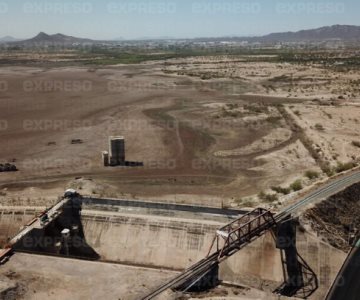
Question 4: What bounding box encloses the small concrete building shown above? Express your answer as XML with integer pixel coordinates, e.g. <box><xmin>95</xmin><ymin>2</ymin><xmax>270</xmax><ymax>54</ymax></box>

<box><xmin>109</xmin><ymin>136</ymin><xmax>125</xmax><ymax>166</ymax></box>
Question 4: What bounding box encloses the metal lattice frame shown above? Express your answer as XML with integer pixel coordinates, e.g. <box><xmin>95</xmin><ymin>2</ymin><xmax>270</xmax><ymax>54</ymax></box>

<box><xmin>275</xmin><ymin>249</ymin><xmax>318</xmax><ymax>298</ymax></box>
<box><xmin>207</xmin><ymin>208</ymin><xmax>276</xmax><ymax>261</ymax></box>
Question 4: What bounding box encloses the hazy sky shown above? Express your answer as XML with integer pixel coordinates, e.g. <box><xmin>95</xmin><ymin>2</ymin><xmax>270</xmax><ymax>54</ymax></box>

<box><xmin>0</xmin><ymin>0</ymin><xmax>359</xmax><ymax>39</ymax></box>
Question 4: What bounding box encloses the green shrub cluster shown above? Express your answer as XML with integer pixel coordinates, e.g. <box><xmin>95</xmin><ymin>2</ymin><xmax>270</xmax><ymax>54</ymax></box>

<box><xmin>271</xmin><ymin>186</ymin><xmax>291</xmax><ymax>195</ymax></box>
<box><xmin>258</xmin><ymin>191</ymin><xmax>278</xmax><ymax>202</ymax></box>
<box><xmin>305</xmin><ymin>170</ymin><xmax>320</xmax><ymax>180</ymax></box>
<box><xmin>335</xmin><ymin>161</ymin><xmax>357</xmax><ymax>173</ymax></box>
<box><xmin>290</xmin><ymin>179</ymin><xmax>303</xmax><ymax>191</ymax></box>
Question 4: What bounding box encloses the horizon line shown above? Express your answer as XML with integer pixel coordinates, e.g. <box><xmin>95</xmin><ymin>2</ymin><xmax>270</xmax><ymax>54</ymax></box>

<box><xmin>1</xmin><ymin>23</ymin><xmax>358</xmax><ymax>41</ymax></box>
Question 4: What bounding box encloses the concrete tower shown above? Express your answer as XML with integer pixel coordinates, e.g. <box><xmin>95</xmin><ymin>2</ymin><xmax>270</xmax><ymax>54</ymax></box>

<box><xmin>101</xmin><ymin>151</ymin><xmax>109</xmax><ymax>167</ymax></box>
<box><xmin>109</xmin><ymin>136</ymin><xmax>125</xmax><ymax>166</ymax></box>
<box><xmin>61</xmin><ymin>228</ymin><xmax>70</xmax><ymax>256</ymax></box>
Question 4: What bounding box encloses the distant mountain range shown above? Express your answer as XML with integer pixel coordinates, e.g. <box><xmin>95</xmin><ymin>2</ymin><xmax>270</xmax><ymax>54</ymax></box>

<box><xmin>0</xmin><ymin>36</ymin><xmax>23</xmax><ymax>43</ymax></box>
<box><xmin>9</xmin><ymin>32</ymin><xmax>96</xmax><ymax>46</ymax></box>
<box><xmin>258</xmin><ymin>25</ymin><xmax>360</xmax><ymax>42</ymax></box>
<box><xmin>2</xmin><ymin>25</ymin><xmax>360</xmax><ymax>47</ymax></box>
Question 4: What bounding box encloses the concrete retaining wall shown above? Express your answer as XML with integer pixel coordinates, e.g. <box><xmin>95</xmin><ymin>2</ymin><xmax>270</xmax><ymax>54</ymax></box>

<box><xmin>296</xmin><ymin>232</ymin><xmax>346</xmax><ymax>299</ymax></box>
<box><xmin>81</xmin><ymin>212</ymin><xmax>218</xmax><ymax>269</ymax></box>
<box><xmin>80</xmin><ymin>211</ymin><xmax>284</xmax><ymax>283</ymax></box>
<box><xmin>0</xmin><ymin>209</ymin><xmax>38</xmax><ymax>247</ymax></box>
<box><xmin>0</xmin><ymin>206</ymin><xmax>345</xmax><ymax>299</ymax></box>
<box><xmin>80</xmin><ymin>211</ymin><xmax>345</xmax><ymax>299</ymax></box>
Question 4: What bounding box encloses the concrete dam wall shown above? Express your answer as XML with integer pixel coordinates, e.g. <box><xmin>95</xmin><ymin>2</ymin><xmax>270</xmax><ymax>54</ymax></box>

<box><xmin>81</xmin><ymin>212</ymin><xmax>223</xmax><ymax>269</ymax></box>
<box><xmin>0</xmin><ymin>202</ymin><xmax>346</xmax><ymax>299</ymax></box>
<box><xmin>80</xmin><ymin>211</ymin><xmax>284</xmax><ymax>282</ymax></box>
<box><xmin>80</xmin><ymin>210</ymin><xmax>345</xmax><ymax>299</ymax></box>
<box><xmin>296</xmin><ymin>232</ymin><xmax>346</xmax><ymax>298</ymax></box>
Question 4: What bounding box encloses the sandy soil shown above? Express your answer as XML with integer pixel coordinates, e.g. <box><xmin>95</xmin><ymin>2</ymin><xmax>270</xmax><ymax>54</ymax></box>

<box><xmin>0</xmin><ymin>254</ymin><xmax>295</xmax><ymax>300</ymax></box>
<box><xmin>250</xmin><ymin>139</ymin><xmax>321</xmax><ymax>189</ymax></box>
<box><xmin>0</xmin><ymin>253</ymin><xmax>175</xmax><ymax>300</ymax></box>
<box><xmin>214</xmin><ymin>127</ymin><xmax>292</xmax><ymax>157</ymax></box>
<box><xmin>0</xmin><ymin>53</ymin><xmax>356</xmax><ymax>300</ymax></box>
<box><xmin>163</xmin><ymin>55</ymin><xmax>360</xmax><ymax>101</ymax></box>
<box><xmin>0</xmin><ymin>63</ymin><xmax>307</xmax><ymax>205</ymax></box>
<box><xmin>0</xmin><ymin>55</ymin><xmax>358</xmax><ymax>207</ymax></box>
<box><xmin>286</xmin><ymin>103</ymin><xmax>360</xmax><ymax>166</ymax></box>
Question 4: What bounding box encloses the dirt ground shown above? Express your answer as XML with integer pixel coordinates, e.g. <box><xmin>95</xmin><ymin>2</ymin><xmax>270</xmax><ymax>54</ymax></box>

<box><xmin>286</xmin><ymin>103</ymin><xmax>360</xmax><ymax>166</ymax></box>
<box><xmin>163</xmin><ymin>55</ymin><xmax>360</xmax><ymax>101</ymax></box>
<box><xmin>0</xmin><ymin>253</ymin><xmax>296</xmax><ymax>300</ymax></box>
<box><xmin>1</xmin><ymin>51</ymin><xmax>358</xmax><ymax>300</ymax></box>
<box><xmin>0</xmin><ymin>56</ymin><xmax>359</xmax><ymax>208</ymax></box>
<box><xmin>0</xmin><ymin>253</ymin><xmax>176</xmax><ymax>300</ymax></box>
